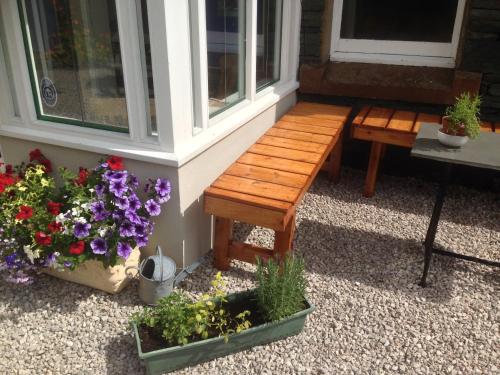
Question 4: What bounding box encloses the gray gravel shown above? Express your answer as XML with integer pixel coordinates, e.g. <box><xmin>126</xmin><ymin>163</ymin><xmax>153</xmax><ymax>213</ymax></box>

<box><xmin>1</xmin><ymin>168</ymin><xmax>499</xmax><ymax>375</ymax></box>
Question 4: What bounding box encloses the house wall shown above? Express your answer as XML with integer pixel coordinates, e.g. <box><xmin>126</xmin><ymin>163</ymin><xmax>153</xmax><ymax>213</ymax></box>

<box><xmin>0</xmin><ymin>92</ymin><xmax>296</xmax><ymax>267</ymax></box>
<box><xmin>459</xmin><ymin>0</ymin><xmax>500</xmax><ymax>119</ymax></box>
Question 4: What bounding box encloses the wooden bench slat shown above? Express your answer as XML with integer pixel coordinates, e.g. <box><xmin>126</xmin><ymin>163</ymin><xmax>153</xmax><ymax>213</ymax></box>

<box><xmin>361</xmin><ymin>107</ymin><xmax>395</xmax><ymax>128</ymax></box>
<box><xmin>280</xmin><ymin>114</ymin><xmax>343</xmax><ymax>129</ymax></box>
<box><xmin>205</xmin><ymin>195</ymin><xmax>287</xmax><ymax>231</ymax></box>
<box><xmin>205</xmin><ymin>186</ymin><xmax>291</xmax><ymax>212</ymax></box>
<box><xmin>413</xmin><ymin>113</ymin><xmax>442</xmax><ymax>133</ymax></box>
<box><xmin>275</xmin><ymin>120</ymin><xmax>340</xmax><ymax>136</ymax></box>
<box><xmin>266</xmin><ymin>127</ymin><xmax>332</xmax><ymax>145</ymax></box>
<box><xmin>480</xmin><ymin>121</ymin><xmax>493</xmax><ymax>132</ymax></box>
<box><xmin>258</xmin><ymin>135</ymin><xmax>327</xmax><ymax>154</ymax></box>
<box><xmin>352</xmin><ymin>106</ymin><xmax>370</xmax><ymax>125</ymax></box>
<box><xmin>249</xmin><ymin>144</ymin><xmax>322</xmax><ymax>164</ymax></box>
<box><xmin>212</xmin><ymin>174</ymin><xmax>301</xmax><ymax>203</ymax></box>
<box><xmin>386</xmin><ymin>110</ymin><xmax>417</xmax><ymax>132</ymax></box>
<box><xmin>238</xmin><ymin>153</ymin><xmax>316</xmax><ymax>176</ymax></box>
<box><xmin>225</xmin><ymin>163</ymin><xmax>308</xmax><ymax>189</ymax></box>
<box><xmin>293</xmin><ymin>102</ymin><xmax>352</xmax><ymax>118</ymax></box>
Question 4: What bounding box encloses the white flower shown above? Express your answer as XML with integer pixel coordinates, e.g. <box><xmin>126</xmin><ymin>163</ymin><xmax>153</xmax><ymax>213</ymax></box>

<box><xmin>88</xmin><ymin>188</ymin><xmax>95</xmax><ymax>193</ymax></box>
<box><xmin>23</xmin><ymin>245</ymin><xmax>35</xmax><ymax>264</ymax></box>
<box><xmin>75</xmin><ymin>217</ymin><xmax>87</xmax><ymax>224</ymax></box>
<box><xmin>98</xmin><ymin>227</ymin><xmax>108</xmax><ymax>237</ymax></box>
<box><xmin>81</xmin><ymin>203</ymin><xmax>90</xmax><ymax>211</ymax></box>
<box><xmin>55</xmin><ymin>212</ymin><xmax>68</xmax><ymax>224</ymax></box>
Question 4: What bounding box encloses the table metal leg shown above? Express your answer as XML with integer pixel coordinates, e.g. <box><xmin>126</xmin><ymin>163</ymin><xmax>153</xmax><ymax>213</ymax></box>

<box><xmin>419</xmin><ymin>164</ymin><xmax>453</xmax><ymax>287</ymax></box>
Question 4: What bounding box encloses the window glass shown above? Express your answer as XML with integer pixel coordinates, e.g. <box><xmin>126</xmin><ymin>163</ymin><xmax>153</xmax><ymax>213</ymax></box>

<box><xmin>206</xmin><ymin>0</ymin><xmax>246</xmax><ymax>117</ymax></box>
<box><xmin>0</xmin><ymin>6</ymin><xmax>20</xmax><ymax>117</ymax></box>
<box><xmin>137</xmin><ymin>0</ymin><xmax>156</xmax><ymax>135</ymax></box>
<box><xmin>22</xmin><ymin>0</ymin><xmax>128</xmax><ymax>131</ymax></box>
<box><xmin>256</xmin><ymin>0</ymin><xmax>281</xmax><ymax>90</ymax></box>
<box><xmin>340</xmin><ymin>0</ymin><xmax>459</xmax><ymax>43</ymax></box>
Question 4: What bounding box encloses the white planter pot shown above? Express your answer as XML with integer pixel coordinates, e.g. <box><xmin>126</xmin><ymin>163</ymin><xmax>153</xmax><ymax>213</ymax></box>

<box><xmin>437</xmin><ymin>129</ymin><xmax>469</xmax><ymax>148</ymax></box>
<box><xmin>43</xmin><ymin>247</ymin><xmax>140</xmax><ymax>294</ymax></box>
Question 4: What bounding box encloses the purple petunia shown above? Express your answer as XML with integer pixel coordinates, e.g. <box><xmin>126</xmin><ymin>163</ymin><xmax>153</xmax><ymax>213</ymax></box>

<box><xmin>115</xmin><ymin>196</ymin><xmax>129</xmax><ymax>210</ymax></box>
<box><xmin>109</xmin><ymin>180</ymin><xmax>128</xmax><ymax>197</ymax></box>
<box><xmin>119</xmin><ymin>221</ymin><xmax>136</xmax><ymax>237</ymax></box>
<box><xmin>135</xmin><ymin>236</ymin><xmax>149</xmax><ymax>247</ymax></box>
<box><xmin>74</xmin><ymin>222</ymin><xmax>91</xmax><ymax>238</ymax></box>
<box><xmin>90</xmin><ymin>201</ymin><xmax>109</xmax><ymax>220</ymax></box>
<box><xmin>64</xmin><ymin>261</ymin><xmax>73</xmax><ymax>268</ymax></box>
<box><xmin>155</xmin><ymin>178</ymin><xmax>171</xmax><ymax>198</ymax></box>
<box><xmin>145</xmin><ymin>199</ymin><xmax>161</xmax><ymax>216</ymax></box>
<box><xmin>128</xmin><ymin>174</ymin><xmax>139</xmax><ymax>189</ymax></box>
<box><xmin>134</xmin><ymin>222</ymin><xmax>148</xmax><ymax>237</ymax></box>
<box><xmin>117</xmin><ymin>242</ymin><xmax>133</xmax><ymax>259</ymax></box>
<box><xmin>112</xmin><ymin>210</ymin><xmax>125</xmax><ymax>221</ymax></box>
<box><xmin>124</xmin><ymin>210</ymin><xmax>142</xmax><ymax>224</ymax></box>
<box><xmin>5</xmin><ymin>253</ymin><xmax>19</xmax><ymax>268</ymax></box>
<box><xmin>94</xmin><ymin>184</ymin><xmax>105</xmax><ymax>197</ymax></box>
<box><xmin>90</xmin><ymin>238</ymin><xmax>107</xmax><ymax>254</ymax></box>
<box><xmin>108</xmin><ymin>171</ymin><xmax>128</xmax><ymax>183</ymax></box>
<box><xmin>127</xmin><ymin>194</ymin><xmax>141</xmax><ymax>211</ymax></box>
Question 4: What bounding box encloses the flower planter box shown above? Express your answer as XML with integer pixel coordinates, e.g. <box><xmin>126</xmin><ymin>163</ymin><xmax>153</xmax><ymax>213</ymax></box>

<box><xmin>43</xmin><ymin>247</ymin><xmax>140</xmax><ymax>294</ymax></box>
<box><xmin>132</xmin><ymin>290</ymin><xmax>314</xmax><ymax>375</ymax></box>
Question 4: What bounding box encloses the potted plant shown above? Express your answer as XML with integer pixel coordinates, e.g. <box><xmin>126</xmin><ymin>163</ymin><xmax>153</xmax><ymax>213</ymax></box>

<box><xmin>131</xmin><ymin>255</ymin><xmax>314</xmax><ymax>375</ymax></box>
<box><xmin>43</xmin><ymin>154</ymin><xmax>171</xmax><ymax>294</ymax></box>
<box><xmin>439</xmin><ymin>93</ymin><xmax>481</xmax><ymax>147</ymax></box>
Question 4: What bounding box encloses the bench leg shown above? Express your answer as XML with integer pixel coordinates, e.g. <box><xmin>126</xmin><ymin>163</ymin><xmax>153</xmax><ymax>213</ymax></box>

<box><xmin>273</xmin><ymin>213</ymin><xmax>296</xmax><ymax>260</ymax></box>
<box><xmin>214</xmin><ymin>217</ymin><xmax>233</xmax><ymax>270</ymax></box>
<box><xmin>364</xmin><ymin>142</ymin><xmax>383</xmax><ymax>198</ymax></box>
<box><xmin>329</xmin><ymin>135</ymin><xmax>343</xmax><ymax>184</ymax></box>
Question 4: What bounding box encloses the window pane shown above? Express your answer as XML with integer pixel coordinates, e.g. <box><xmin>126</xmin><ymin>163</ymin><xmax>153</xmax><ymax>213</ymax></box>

<box><xmin>340</xmin><ymin>0</ymin><xmax>459</xmax><ymax>43</ymax></box>
<box><xmin>23</xmin><ymin>0</ymin><xmax>128</xmax><ymax>130</ymax></box>
<box><xmin>256</xmin><ymin>0</ymin><xmax>281</xmax><ymax>90</ymax></box>
<box><xmin>137</xmin><ymin>0</ymin><xmax>157</xmax><ymax>135</ymax></box>
<box><xmin>0</xmin><ymin>7</ymin><xmax>20</xmax><ymax>117</ymax></box>
<box><xmin>206</xmin><ymin>0</ymin><xmax>245</xmax><ymax>117</ymax></box>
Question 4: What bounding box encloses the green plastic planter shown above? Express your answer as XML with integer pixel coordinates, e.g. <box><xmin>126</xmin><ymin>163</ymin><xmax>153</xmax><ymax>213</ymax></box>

<box><xmin>132</xmin><ymin>289</ymin><xmax>314</xmax><ymax>374</ymax></box>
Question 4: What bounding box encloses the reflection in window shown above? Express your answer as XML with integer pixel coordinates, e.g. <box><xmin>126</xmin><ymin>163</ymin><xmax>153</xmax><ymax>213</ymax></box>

<box><xmin>137</xmin><ymin>0</ymin><xmax>156</xmax><ymax>135</ymax></box>
<box><xmin>22</xmin><ymin>0</ymin><xmax>128</xmax><ymax>131</ymax></box>
<box><xmin>206</xmin><ymin>0</ymin><xmax>245</xmax><ymax>117</ymax></box>
<box><xmin>0</xmin><ymin>6</ymin><xmax>20</xmax><ymax>117</ymax></box>
<box><xmin>256</xmin><ymin>0</ymin><xmax>282</xmax><ymax>90</ymax></box>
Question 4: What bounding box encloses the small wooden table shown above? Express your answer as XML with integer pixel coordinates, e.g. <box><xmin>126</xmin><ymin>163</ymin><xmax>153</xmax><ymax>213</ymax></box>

<box><xmin>411</xmin><ymin>124</ymin><xmax>500</xmax><ymax>287</ymax></box>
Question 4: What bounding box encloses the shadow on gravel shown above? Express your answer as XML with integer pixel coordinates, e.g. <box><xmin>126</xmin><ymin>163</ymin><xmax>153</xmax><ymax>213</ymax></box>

<box><xmin>105</xmin><ymin>334</ymin><xmax>145</xmax><ymax>375</ymax></box>
<box><xmin>310</xmin><ymin>171</ymin><xmax>500</xmax><ymax>233</ymax></box>
<box><xmin>0</xmin><ymin>276</ymin><xmax>142</xmax><ymax>323</ymax></box>
<box><xmin>294</xmin><ymin>219</ymin><xmax>500</xmax><ymax>303</ymax></box>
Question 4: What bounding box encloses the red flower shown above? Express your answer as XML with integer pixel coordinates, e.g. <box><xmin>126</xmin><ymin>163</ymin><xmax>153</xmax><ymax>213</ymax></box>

<box><xmin>107</xmin><ymin>155</ymin><xmax>124</xmax><ymax>171</ymax></box>
<box><xmin>0</xmin><ymin>173</ymin><xmax>15</xmax><ymax>194</ymax></box>
<box><xmin>47</xmin><ymin>221</ymin><xmax>62</xmax><ymax>233</ymax></box>
<box><xmin>5</xmin><ymin>164</ymin><xmax>13</xmax><ymax>175</ymax></box>
<box><xmin>29</xmin><ymin>148</ymin><xmax>43</xmax><ymax>162</ymax></box>
<box><xmin>75</xmin><ymin>167</ymin><xmax>89</xmax><ymax>186</ymax></box>
<box><xmin>35</xmin><ymin>232</ymin><xmax>52</xmax><ymax>246</ymax></box>
<box><xmin>69</xmin><ymin>241</ymin><xmax>85</xmax><ymax>255</ymax></box>
<box><xmin>47</xmin><ymin>201</ymin><xmax>63</xmax><ymax>216</ymax></box>
<box><xmin>16</xmin><ymin>205</ymin><xmax>33</xmax><ymax>220</ymax></box>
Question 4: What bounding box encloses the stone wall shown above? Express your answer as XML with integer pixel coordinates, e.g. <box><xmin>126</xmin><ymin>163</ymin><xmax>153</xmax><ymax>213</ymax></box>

<box><xmin>459</xmin><ymin>0</ymin><xmax>500</xmax><ymax>119</ymax></box>
<box><xmin>300</xmin><ymin>0</ymin><xmax>325</xmax><ymax>64</ymax></box>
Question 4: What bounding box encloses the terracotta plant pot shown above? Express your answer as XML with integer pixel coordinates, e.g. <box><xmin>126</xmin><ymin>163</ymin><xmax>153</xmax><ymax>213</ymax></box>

<box><xmin>43</xmin><ymin>247</ymin><xmax>140</xmax><ymax>294</ymax></box>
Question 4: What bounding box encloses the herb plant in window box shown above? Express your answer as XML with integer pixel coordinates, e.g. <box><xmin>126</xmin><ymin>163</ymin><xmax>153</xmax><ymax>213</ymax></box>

<box><xmin>131</xmin><ymin>255</ymin><xmax>314</xmax><ymax>375</ymax></box>
<box><xmin>439</xmin><ymin>93</ymin><xmax>481</xmax><ymax>148</ymax></box>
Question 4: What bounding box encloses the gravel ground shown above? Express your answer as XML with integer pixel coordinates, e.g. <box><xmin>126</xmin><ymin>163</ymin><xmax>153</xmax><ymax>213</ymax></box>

<box><xmin>0</xmin><ymin>168</ymin><xmax>498</xmax><ymax>375</ymax></box>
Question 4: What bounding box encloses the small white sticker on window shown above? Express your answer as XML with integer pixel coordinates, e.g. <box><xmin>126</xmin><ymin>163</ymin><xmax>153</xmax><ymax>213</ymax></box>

<box><xmin>40</xmin><ymin>77</ymin><xmax>57</xmax><ymax>107</ymax></box>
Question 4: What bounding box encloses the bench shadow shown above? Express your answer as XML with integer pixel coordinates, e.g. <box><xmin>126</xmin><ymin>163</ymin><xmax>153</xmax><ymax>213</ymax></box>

<box><xmin>295</xmin><ymin>218</ymin><xmax>498</xmax><ymax>303</ymax></box>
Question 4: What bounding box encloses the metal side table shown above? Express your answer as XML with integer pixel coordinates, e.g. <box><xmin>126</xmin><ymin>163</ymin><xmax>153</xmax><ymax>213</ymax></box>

<box><xmin>411</xmin><ymin>124</ymin><xmax>500</xmax><ymax>287</ymax></box>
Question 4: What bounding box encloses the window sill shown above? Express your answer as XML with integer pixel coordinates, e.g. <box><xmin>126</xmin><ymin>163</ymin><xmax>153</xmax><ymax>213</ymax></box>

<box><xmin>0</xmin><ymin>80</ymin><xmax>298</xmax><ymax>168</ymax></box>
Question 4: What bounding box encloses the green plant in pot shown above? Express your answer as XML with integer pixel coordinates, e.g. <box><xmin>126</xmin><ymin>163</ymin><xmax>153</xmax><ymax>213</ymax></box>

<box><xmin>440</xmin><ymin>93</ymin><xmax>481</xmax><ymax>147</ymax></box>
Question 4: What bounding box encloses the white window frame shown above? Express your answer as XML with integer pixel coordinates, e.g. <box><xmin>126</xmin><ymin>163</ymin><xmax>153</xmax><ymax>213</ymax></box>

<box><xmin>0</xmin><ymin>0</ymin><xmax>301</xmax><ymax>167</ymax></box>
<box><xmin>330</xmin><ymin>0</ymin><xmax>467</xmax><ymax>68</ymax></box>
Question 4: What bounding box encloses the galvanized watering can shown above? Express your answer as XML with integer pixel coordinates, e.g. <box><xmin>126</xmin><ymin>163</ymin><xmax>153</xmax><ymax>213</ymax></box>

<box><xmin>126</xmin><ymin>246</ymin><xmax>187</xmax><ymax>305</ymax></box>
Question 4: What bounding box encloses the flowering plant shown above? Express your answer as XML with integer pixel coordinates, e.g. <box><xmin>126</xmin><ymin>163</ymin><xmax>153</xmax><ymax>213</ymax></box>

<box><xmin>52</xmin><ymin>155</ymin><xmax>171</xmax><ymax>269</ymax></box>
<box><xmin>0</xmin><ymin>151</ymin><xmax>171</xmax><ymax>284</ymax></box>
<box><xmin>0</xmin><ymin>150</ymin><xmax>58</xmax><ymax>284</ymax></box>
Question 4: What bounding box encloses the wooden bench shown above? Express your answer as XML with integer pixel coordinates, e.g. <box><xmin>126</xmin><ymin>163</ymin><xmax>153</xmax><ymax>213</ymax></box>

<box><xmin>204</xmin><ymin>102</ymin><xmax>352</xmax><ymax>270</ymax></box>
<box><xmin>351</xmin><ymin>106</ymin><xmax>500</xmax><ymax>197</ymax></box>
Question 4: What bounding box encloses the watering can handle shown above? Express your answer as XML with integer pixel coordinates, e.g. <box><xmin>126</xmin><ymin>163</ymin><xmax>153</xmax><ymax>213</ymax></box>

<box><xmin>125</xmin><ymin>265</ymin><xmax>140</xmax><ymax>279</ymax></box>
<box><xmin>157</xmin><ymin>245</ymin><xmax>164</xmax><ymax>282</ymax></box>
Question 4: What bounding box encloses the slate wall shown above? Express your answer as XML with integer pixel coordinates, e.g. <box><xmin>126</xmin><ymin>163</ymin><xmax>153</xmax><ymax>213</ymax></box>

<box><xmin>459</xmin><ymin>0</ymin><xmax>500</xmax><ymax>119</ymax></box>
<box><xmin>300</xmin><ymin>0</ymin><xmax>325</xmax><ymax>64</ymax></box>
